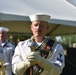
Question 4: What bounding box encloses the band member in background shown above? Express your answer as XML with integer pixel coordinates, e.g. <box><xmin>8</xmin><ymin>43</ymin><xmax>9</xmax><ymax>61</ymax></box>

<box><xmin>12</xmin><ymin>13</ymin><xmax>65</xmax><ymax>75</ymax></box>
<box><xmin>0</xmin><ymin>27</ymin><xmax>15</xmax><ymax>75</ymax></box>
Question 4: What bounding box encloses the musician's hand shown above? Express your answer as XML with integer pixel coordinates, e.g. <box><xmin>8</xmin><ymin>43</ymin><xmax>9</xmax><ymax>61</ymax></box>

<box><xmin>27</xmin><ymin>51</ymin><xmax>42</xmax><ymax>64</ymax></box>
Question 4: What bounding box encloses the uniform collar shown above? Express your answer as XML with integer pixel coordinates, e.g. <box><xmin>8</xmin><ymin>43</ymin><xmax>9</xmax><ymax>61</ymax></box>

<box><xmin>2</xmin><ymin>40</ymin><xmax>9</xmax><ymax>47</ymax></box>
<box><xmin>30</xmin><ymin>36</ymin><xmax>50</xmax><ymax>46</ymax></box>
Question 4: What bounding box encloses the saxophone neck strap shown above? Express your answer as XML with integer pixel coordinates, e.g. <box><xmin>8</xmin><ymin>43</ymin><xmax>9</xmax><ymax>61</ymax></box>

<box><xmin>36</xmin><ymin>38</ymin><xmax>58</xmax><ymax>52</ymax></box>
<box><xmin>35</xmin><ymin>38</ymin><xmax>58</xmax><ymax>59</ymax></box>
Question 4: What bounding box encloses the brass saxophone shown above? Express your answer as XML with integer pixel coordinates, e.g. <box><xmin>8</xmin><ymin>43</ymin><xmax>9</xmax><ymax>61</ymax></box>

<box><xmin>0</xmin><ymin>53</ymin><xmax>5</xmax><ymax>75</ymax></box>
<box><xmin>26</xmin><ymin>37</ymin><xmax>44</xmax><ymax>75</ymax></box>
<box><xmin>29</xmin><ymin>37</ymin><xmax>37</xmax><ymax>75</ymax></box>
<box><xmin>25</xmin><ymin>37</ymin><xmax>38</xmax><ymax>75</ymax></box>
<box><xmin>0</xmin><ymin>60</ymin><xmax>5</xmax><ymax>75</ymax></box>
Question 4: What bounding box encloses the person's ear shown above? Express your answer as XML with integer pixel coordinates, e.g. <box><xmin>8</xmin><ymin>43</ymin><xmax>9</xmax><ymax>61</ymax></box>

<box><xmin>30</xmin><ymin>24</ymin><xmax>32</xmax><ymax>31</ymax></box>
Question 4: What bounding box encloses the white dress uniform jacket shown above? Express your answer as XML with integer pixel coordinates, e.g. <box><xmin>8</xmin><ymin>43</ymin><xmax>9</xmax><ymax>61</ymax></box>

<box><xmin>12</xmin><ymin>37</ymin><xmax>65</xmax><ymax>75</ymax></box>
<box><xmin>0</xmin><ymin>40</ymin><xmax>15</xmax><ymax>75</ymax></box>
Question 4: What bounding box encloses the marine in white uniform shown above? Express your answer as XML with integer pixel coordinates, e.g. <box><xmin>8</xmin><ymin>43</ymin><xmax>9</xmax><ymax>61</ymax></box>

<box><xmin>12</xmin><ymin>13</ymin><xmax>65</xmax><ymax>75</ymax></box>
<box><xmin>0</xmin><ymin>27</ymin><xmax>15</xmax><ymax>75</ymax></box>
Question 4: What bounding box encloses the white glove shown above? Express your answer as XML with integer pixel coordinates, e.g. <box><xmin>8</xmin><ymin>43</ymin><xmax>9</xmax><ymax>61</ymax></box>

<box><xmin>27</xmin><ymin>52</ymin><xmax>55</xmax><ymax>72</ymax></box>
<box><xmin>27</xmin><ymin>51</ymin><xmax>42</xmax><ymax>64</ymax></box>
<box><xmin>16</xmin><ymin>59</ymin><xmax>31</xmax><ymax>75</ymax></box>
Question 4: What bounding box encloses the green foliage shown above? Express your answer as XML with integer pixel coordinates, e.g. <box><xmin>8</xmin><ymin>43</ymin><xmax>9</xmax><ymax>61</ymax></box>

<box><xmin>57</xmin><ymin>35</ymin><xmax>76</xmax><ymax>48</ymax></box>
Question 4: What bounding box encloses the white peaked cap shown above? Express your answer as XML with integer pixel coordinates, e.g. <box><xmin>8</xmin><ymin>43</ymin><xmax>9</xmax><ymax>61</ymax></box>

<box><xmin>29</xmin><ymin>13</ymin><xmax>51</xmax><ymax>22</ymax></box>
<box><xmin>0</xmin><ymin>27</ymin><xmax>9</xmax><ymax>32</ymax></box>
